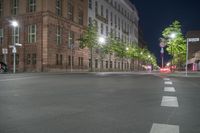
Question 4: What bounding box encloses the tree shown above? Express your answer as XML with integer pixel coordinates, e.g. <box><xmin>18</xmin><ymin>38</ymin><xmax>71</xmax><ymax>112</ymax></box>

<box><xmin>162</xmin><ymin>20</ymin><xmax>186</xmax><ymax>69</ymax></box>
<box><xmin>79</xmin><ymin>24</ymin><xmax>98</xmax><ymax>71</ymax></box>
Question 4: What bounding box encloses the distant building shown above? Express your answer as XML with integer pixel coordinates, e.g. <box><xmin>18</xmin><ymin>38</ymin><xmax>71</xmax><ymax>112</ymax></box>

<box><xmin>0</xmin><ymin>0</ymin><xmax>88</xmax><ymax>72</ymax></box>
<box><xmin>186</xmin><ymin>31</ymin><xmax>200</xmax><ymax>71</ymax></box>
<box><xmin>88</xmin><ymin>0</ymin><xmax>139</xmax><ymax>71</ymax></box>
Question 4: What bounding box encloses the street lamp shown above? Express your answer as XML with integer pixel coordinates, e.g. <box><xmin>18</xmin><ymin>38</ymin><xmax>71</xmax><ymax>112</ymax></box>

<box><xmin>169</xmin><ymin>32</ymin><xmax>177</xmax><ymax>71</ymax></box>
<box><xmin>11</xmin><ymin>20</ymin><xmax>19</xmax><ymax>74</ymax></box>
<box><xmin>98</xmin><ymin>36</ymin><xmax>106</xmax><ymax>71</ymax></box>
<box><xmin>98</xmin><ymin>36</ymin><xmax>105</xmax><ymax>45</ymax></box>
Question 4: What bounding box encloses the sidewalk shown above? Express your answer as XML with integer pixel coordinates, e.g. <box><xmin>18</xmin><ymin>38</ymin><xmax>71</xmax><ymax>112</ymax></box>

<box><xmin>159</xmin><ymin>71</ymin><xmax>200</xmax><ymax>78</ymax></box>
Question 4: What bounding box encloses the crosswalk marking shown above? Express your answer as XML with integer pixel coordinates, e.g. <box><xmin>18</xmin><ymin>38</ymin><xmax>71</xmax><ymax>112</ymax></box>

<box><xmin>161</xmin><ymin>96</ymin><xmax>179</xmax><ymax>107</ymax></box>
<box><xmin>163</xmin><ymin>78</ymin><xmax>170</xmax><ymax>81</ymax></box>
<box><xmin>150</xmin><ymin>123</ymin><xmax>179</xmax><ymax>133</ymax></box>
<box><xmin>164</xmin><ymin>87</ymin><xmax>175</xmax><ymax>92</ymax></box>
<box><xmin>164</xmin><ymin>81</ymin><xmax>172</xmax><ymax>85</ymax></box>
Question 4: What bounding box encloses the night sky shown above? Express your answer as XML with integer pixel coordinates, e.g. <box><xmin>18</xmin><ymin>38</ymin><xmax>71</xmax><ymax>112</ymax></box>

<box><xmin>131</xmin><ymin>0</ymin><xmax>200</xmax><ymax>66</ymax></box>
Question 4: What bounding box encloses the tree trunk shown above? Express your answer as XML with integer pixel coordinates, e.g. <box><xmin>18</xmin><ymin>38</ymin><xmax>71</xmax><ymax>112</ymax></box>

<box><xmin>90</xmin><ymin>47</ymin><xmax>93</xmax><ymax>72</ymax></box>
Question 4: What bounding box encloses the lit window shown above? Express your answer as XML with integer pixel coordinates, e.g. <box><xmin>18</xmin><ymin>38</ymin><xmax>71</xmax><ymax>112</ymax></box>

<box><xmin>28</xmin><ymin>0</ymin><xmax>36</xmax><ymax>12</ymax></box>
<box><xmin>28</xmin><ymin>24</ymin><xmax>36</xmax><ymax>43</ymax></box>
<box><xmin>12</xmin><ymin>27</ymin><xmax>19</xmax><ymax>44</ymax></box>
<box><xmin>56</xmin><ymin>0</ymin><xmax>62</xmax><ymax>16</ymax></box>
<box><xmin>56</xmin><ymin>26</ymin><xmax>62</xmax><ymax>45</ymax></box>
<box><xmin>78</xmin><ymin>5</ymin><xmax>83</xmax><ymax>25</ymax></box>
<box><xmin>67</xmin><ymin>0</ymin><xmax>74</xmax><ymax>21</ymax></box>
<box><xmin>11</xmin><ymin>0</ymin><xmax>19</xmax><ymax>15</ymax></box>
<box><xmin>0</xmin><ymin>0</ymin><xmax>3</xmax><ymax>17</ymax></box>
<box><xmin>0</xmin><ymin>28</ymin><xmax>3</xmax><ymax>44</ymax></box>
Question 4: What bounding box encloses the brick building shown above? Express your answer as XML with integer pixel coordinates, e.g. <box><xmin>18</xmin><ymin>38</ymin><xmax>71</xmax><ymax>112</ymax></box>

<box><xmin>186</xmin><ymin>31</ymin><xmax>200</xmax><ymax>71</ymax></box>
<box><xmin>0</xmin><ymin>0</ymin><xmax>89</xmax><ymax>72</ymax></box>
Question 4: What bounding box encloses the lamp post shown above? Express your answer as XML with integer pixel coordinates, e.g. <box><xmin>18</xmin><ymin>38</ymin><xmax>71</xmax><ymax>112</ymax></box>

<box><xmin>98</xmin><ymin>36</ymin><xmax>105</xmax><ymax>71</ymax></box>
<box><xmin>169</xmin><ymin>32</ymin><xmax>177</xmax><ymax>71</ymax></box>
<box><xmin>11</xmin><ymin>21</ymin><xmax>18</xmax><ymax>74</ymax></box>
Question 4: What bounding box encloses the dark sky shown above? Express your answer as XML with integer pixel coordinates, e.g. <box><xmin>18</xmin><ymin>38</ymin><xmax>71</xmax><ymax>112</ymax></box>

<box><xmin>130</xmin><ymin>0</ymin><xmax>200</xmax><ymax>65</ymax></box>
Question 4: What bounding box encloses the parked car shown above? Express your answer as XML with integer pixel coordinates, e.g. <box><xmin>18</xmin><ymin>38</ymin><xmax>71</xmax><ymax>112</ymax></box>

<box><xmin>0</xmin><ymin>62</ymin><xmax>8</xmax><ymax>73</ymax></box>
<box><xmin>160</xmin><ymin>67</ymin><xmax>171</xmax><ymax>73</ymax></box>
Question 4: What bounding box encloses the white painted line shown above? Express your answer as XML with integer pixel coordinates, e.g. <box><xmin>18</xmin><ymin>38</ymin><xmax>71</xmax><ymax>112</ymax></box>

<box><xmin>0</xmin><ymin>77</ymin><xmax>37</xmax><ymax>82</ymax></box>
<box><xmin>150</xmin><ymin>123</ymin><xmax>179</xmax><ymax>133</ymax></box>
<box><xmin>165</xmin><ymin>81</ymin><xmax>172</xmax><ymax>85</ymax></box>
<box><xmin>161</xmin><ymin>96</ymin><xmax>179</xmax><ymax>107</ymax></box>
<box><xmin>163</xmin><ymin>78</ymin><xmax>170</xmax><ymax>81</ymax></box>
<box><xmin>164</xmin><ymin>87</ymin><xmax>176</xmax><ymax>92</ymax></box>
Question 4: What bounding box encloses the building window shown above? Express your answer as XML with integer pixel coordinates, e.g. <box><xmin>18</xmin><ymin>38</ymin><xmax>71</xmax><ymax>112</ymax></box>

<box><xmin>100</xmin><ymin>5</ymin><xmax>103</xmax><ymax>16</ymax></box>
<box><xmin>67</xmin><ymin>0</ymin><xmax>74</xmax><ymax>21</ymax></box>
<box><xmin>106</xmin><ymin>26</ymin><xmax>108</xmax><ymax>36</ymax></box>
<box><xmin>26</xmin><ymin>54</ymin><xmax>31</xmax><ymax>64</ymax></box>
<box><xmin>56</xmin><ymin>26</ymin><xmax>62</xmax><ymax>45</ymax></box>
<box><xmin>56</xmin><ymin>0</ymin><xmax>62</xmax><ymax>16</ymax></box>
<box><xmin>28</xmin><ymin>0</ymin><xmax>36</xmax><ymax>12</ymax></box>
<box><xmin>101</xmin><ymin>23</ymin><xmax>103</xmax><ymax>34</ymax></box>
<box><xmin>0</xmin><ymin>28</ymin><xmax>3</xmax><ymax>44</ymax></box>
<box><xmin>89</xmin><ymin>0</ymin><xmax>92</xmax><ymax>9</ymax></box>
<box><xmin>28</xmin><ymin>24</ymin><xmax>36</xmax><ymax>43</ymax></box>
<box><xmin>118</xmin><ymin>18</ymin><xmax>120</xmax><ymax>30</ymax></box>
<box><xmin>12</xmin><ymin>27</ymin><xmax>19</xmax><ymax>44</ymax></box>
<box><xmin>110</xmin><ymin>12</ymin><xmax>113</xmax><ymax>26</ymax></box>
<box><xmin>32</xmin><ymin>53</ymin><xmax>36</xmax><ymax>65</ymax></box>
<box><xmin>95</xmin><ymin>1</ymin><xmax>98</xmax><ymax>15</ymax></box>
<box><xmin>89</xmin><ymin>59</ymin><xmax>91</xmax><ymax>68</ymax></box>
<box><xmin>95</xmin><ymin>59</ymin><xmax>98</xmax><ymax>68</ymax></box>
<box><xmin>56</xmin><ymin>54</ymin><xmax>59</xmax><ymax>65</ymax></box>
<box><xmin>60</xmin><ymin>54</ymin><xmax>62</xmax><ymax>65</ymax></box>
<box><xmin>118</xmin><ymin>62</ymin><xmax>120</xmax><ymax>69</ymax></box>
<box><xmin>110</xmin><ymin>61</ymin><xmax>112</xmax><ymax>68</ymax></box>
<box><xmin>114</xmin><ymin>14</ymin><xmax>117</xmax><ymax>28</ymax></box>
<box><xmin>0</xmin><ymin>0</ymin><xmax>3</xmax><ymax>17</ymax></box>
<box><xmin>68</xmin><ymin>31</ymin><xmax>74</xmax><ymax>48</ymax></box>
<box><xmin>68</xmin><ymin>55</ymin><xmax>74</xmax><ymax>66</ymax></box>
<box><xmin>106</xmin><ymin>9</ymin><xmax>108</xmax><ymax>20</ymax></box>
<box><xmin>78</xmin><ymin>57</ymin><xmax>83</xmax><ymax>66</ymax></box>
<box><xmin>106</xmin><ymin>61</ymin><xmax>108</xmax><ymax>68</ymax></box>
<box><xmin>11</xmin><ymin>0</ymin><xmax>19</xmax><ymax>15</ymax></box>
<box><xmin>101</xmin><ymin>60</ymin><xmax>103</xmax><ymax>69</ymax></box>
<box><xmin>89</xmin><ymin>17</ymin><xmax>92</xmax><ymax>26</ymax></box>
<box><xmin>78</xmin><ymin>5</ymin><xmax>83</xmax><ymax>25</ymax></box>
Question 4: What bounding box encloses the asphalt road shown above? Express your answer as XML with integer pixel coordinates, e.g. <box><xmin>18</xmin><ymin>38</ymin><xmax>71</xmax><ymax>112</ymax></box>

<box><xmin>0</xmin><ymin>72</ymin><xmax>200</xmax><ymax>133</ymax></box>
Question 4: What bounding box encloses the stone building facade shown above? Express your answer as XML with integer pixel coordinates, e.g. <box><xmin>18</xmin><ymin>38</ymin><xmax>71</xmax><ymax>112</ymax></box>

<box><xmin>88</xmin><ymin>0</ymin><xmax>139</xmax><ymax>71</ymax></box>
<box><xmin>0</xmin><ymin>0</ymin><xmax>89</xmax><ymax>72</ymax></box>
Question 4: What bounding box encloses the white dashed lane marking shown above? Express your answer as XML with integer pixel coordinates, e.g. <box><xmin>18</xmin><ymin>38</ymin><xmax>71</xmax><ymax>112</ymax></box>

<box><xmin>163</xmin><ymin>78</ymin><xmax>170</xmax><ymax>81</ymax></box>
<box><xmin>164</xmin><ymin>87</ymin><xmax>176</xmax><ymax>92</ymax></box>
<box><xmin>161</xmin><ymin>96</ymin><xmax>179</xmax><ymax>107</ymax></box>
<box><xmin>150</xmin><ymin>123</ymin><xmax>179</xmax><ymax>133</ymax></box>
<box><xmin>164</xmin><ymin>81</ymin><xmax>173</xmax><ymax>85</ymax></box>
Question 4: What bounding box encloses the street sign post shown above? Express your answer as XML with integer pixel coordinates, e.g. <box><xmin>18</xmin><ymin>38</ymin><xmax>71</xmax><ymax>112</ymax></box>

<box><xmin>2</xmin><ymin>48</ymin><xmax>8</xmax><ymax>64</ymax></box>
<box><xmin>9</xmin><ymin>43</ymin><xmax>22</xmax><ymax>73</ymax></box>
<box><xmin>186</xmin><ymin>38</ymin><xmax>200</xmax><ymax>76</ymax></box>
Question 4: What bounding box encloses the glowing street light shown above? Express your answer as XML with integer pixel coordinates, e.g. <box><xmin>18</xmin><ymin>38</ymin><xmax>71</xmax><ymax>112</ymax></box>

<box><xmin>169</xmin><ymin>32</ymin><xmax>176</xmax><ymax>39</ymax></box>
<box><xmin>11</xmin><ymin>21</ymin><xmax>19</xmax><ymax>27</ymax></box>
<box><xmin>11</xmin><ymin>20</ymin><xmax>19</xmax><ymax>74</ymax></box>
<box><xmin>169</xmin><ymin>32</ymin><xmax>177</xmax><ymax>72</ymax></box>
<box><xmin>98</xmin><ymin>36</ymin><xmax>105</xmax><ymax>45</ymax></box>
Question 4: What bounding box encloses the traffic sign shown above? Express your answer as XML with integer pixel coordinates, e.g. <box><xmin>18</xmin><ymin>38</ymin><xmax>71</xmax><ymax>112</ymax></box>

<box><xmin>160</xmin><ymin>48</ymin><xmax>164</xmax><ymax>54</ymax></box>
<box><xmin>2</xmin><ymin>48</ymin><xmax>8</xmax><ymax>54</ymax></box>
<box><xmin>12</xmin><ymin>47</ymin><xmax>16</xmax><ymax>53</ymax></box>
<box><xmin>188</xmin><ymin>38</ymin><xmax>199</xmax><ymax>42</ymax></box>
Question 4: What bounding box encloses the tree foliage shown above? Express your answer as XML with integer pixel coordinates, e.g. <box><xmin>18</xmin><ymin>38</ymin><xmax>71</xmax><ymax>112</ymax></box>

<box><xmin>162</xmin><ymin>20</ymin><xmax>186</xmax><ymax>67</ymax></box>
